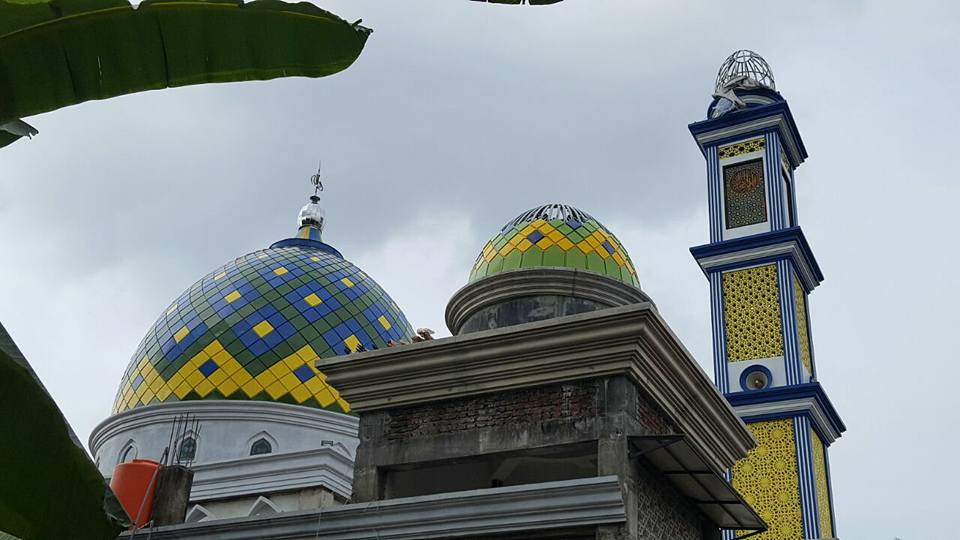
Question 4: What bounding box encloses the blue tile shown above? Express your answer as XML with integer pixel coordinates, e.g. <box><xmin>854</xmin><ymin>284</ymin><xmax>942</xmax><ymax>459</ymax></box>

<box><xmin>527</xmin><ymin>230</ymin><xmax>545</xmax><ymax>243</ymax></box>
<box><xmin>199</xmin><ymin>359</ymin><xmax>219</xmax><ymax>377</ymax></box>
<box><xmin>293</xmin><ymin>364</ymin><xmax>314</xmax><ymax>383</ymax></box>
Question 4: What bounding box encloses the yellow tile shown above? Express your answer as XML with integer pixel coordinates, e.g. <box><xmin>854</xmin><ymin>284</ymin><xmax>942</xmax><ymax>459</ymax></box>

<box><xmin>173</xmin><ymin>326</ymin><xmax>190</xmax><ymax>344</ymax></box>
<box><xmin>280</xmin><ymin>372</ymin><xmax>301</xmax><ymax>392</ymax></box>
<box><xmin>597</xmin><ymin>247</ymin><xmax>610</xmax><ymax>260</ymax></box>
<box><xmin>167</xmin><ymin>373</ymin><xmax>185</xmax><ymax>389</ymax></box>
<box><xmin>241</xmin><ymin>379</ymin><xmax>264</xmax><ymax>398</ymax></box>
<box><xmin>311</xmin><ymin>256</ymin><xmax>321</xmax><ymax>262</ymax></box>
<box><xmin>530</xmin><ymin>218</ymin><xmax>546</xmax><ymax>229</ymax></box>
<box><xmin>214</xmin><ymin>271</ymin><xmax>226</xmax><ymax>280</ymax></box>
<box><xmin>516</xmin><ymin>239</ymin><xmax>533</xmax><ymax>252</ymax></box>
<box><xmin>520</xmin><ymin>224</ymin><xmax>536</xmax><ymax>236</ymax></box>
<box><xmin>225</xmin><ymin>290</ymin><xmax>241</xmax><ymax>303</ymax></box>
<box><xmin>315</xmin><ymin>387</ymin><xmax>336</xmax><ymax>407</ymax></box>
<box><xmin>221</xmin><ymin>358</ymin><xmax>242</xmax><ymax>376</ymax></box>
<box><xmin>208</xmin><ymin>369</ymin><xmax>228</xmax><ymax>386</ymax></box>
<box><xmin>613</xmin><ymin>252</ymin><xmax>625</xmax><ymax>266</ymax></box>
<box><xmin>218</xmin><ymin>379</ymin><xmax>239</xmax><ymax>397</ymax></box>
<box><xmin>268</xmin><ymin>361</ymin><xmax>288</xmax><ymax>378</ymax></box>
<box><xmin>557</xmin><ymin>237</ymin><xmax>575</xmax><ymax>251</ymax></box>
<box><xmin>378</xmin><ymin>315</ymin><xmax>392</xmax><ymax>331</ymax></box>
<box><xmin>166</xmin><ymin>303</ymin><xmax>178</xmax><ymax>315</ymax></box>
<box><xmin>256</xmin><ymin>369</ymin><xmax>278</xmax><ymax>386</ymax></box>
<box><xmin>340</xmin><ymin>277</ymin><xmax>354</xmax><ymax>288</ymax></box>
<box><xmin>290</xmin><ymin>385</ymin><xmax>311</xmax><ymax>403</ymax></box>
<box><xmin>337</xmin><ymin>398</ymin><xmax>351</xmax><ymax>413</ymax></box>
<box><xmin>497</xmin><ymin>243</ymin><xmax>513</xmax><ymax>257</ymax></box>
<box><xmin>508</xmin><ymin>234</ymin><xmax>522</xmax><ymax>246</ymax></box>
<box><xmin>484</xmin><ymin>248</ymin><xmax>497</xmax><ymax>262</ymax></box>
<box><xmin>265</xmin><ymin>380</ymin><xmax>287</xmax><ymax>400</ymax></box>
<box><xmin>344</xmin><ymin>335</ymin><xmax>361</xmax><ymax>352</ymax></box>
<box><xmin>273</xmin><ymin>266</ymin><xmax>288</xmax><ymax>276</ymax></box>
<box><xmin>577</xmin><ymin>240</ymin><xmax>593</xmax><ymax>254</ymax></box>
<box><xmin>195</xmin><ymin>379</ymin><xmax>215</xmax><ymax>397</ymax></box>
<box><xmin>144</xmin><ymin>368</ymin><xmax>159</xmax><ymax>384</ymax></box>
<box><xmin>231</xmin><ymin>369</ymin><xmax>252</xmax><ymax>385</ymax></box>
<box><xmin>156</xmin><ymin>385</ymin><xmax>172</xmax><ymax>401</ymax></box>
<box><xmin>547</xmin><ymin>230</ymin><xmax>565</xmax><ymax>242</ymax></box>
<box><xmin>304</xmin><ymin>293</ymin><xmax>323</xmax><ymax>307</ymax></box>
<box><xmin>213</xmin><ymin>348</ymin><xmax>232</xmax><ymax>363</ymax></box>
<box><xmin>137</xmin><ymin>355</ymin><xmax>152</xmax><ymax>371</ymax></box>
<box><xmin>174</xmin><ymin>381</ymin><xmax>193</xmax><ymax>399</ymax></box>
<box><xmin>205</xmin><ymin>340</ymin><xmax>224</xmax><ymax>354</ymax></box>
<box><xmin>189</xmin><ymin>351</ymin><xmax>208</xmax><ymax>367</ymax></box>
<box><xmin>186</xmin><ymin>370</ymin><xmax>204</xmax><ymax>387</ymax></box>
<box><xmin>147</xmin><ymin>375</ymin><xmax>164</xmax><ymax>393</ymax></box>
<box><xmin>536</xmin><ymin>237</ymin><xmax>553</xmax><ymax>250</ymax></box>
<box><xmin>253</xmin><ymin>320</ymin><xmax>274</xmax><ymax>338</ymax></box>
<box><xmin>296</xmin><ymin>345</ymin><xmax>317</xmax><ymax>361</ymax></box>
<box><xmin>305</xmin><ymin>377</ymin><xmax>326</xmax><ymax>394</ymax></box>
<box><xmin>283</xmin><ymin>353</ymin><xmax>303</xmax><ymax>369</ymax></box>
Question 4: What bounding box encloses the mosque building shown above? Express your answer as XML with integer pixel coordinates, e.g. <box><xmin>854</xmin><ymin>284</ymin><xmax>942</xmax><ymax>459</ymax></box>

<box><xmin>89</xmin><ymin>50</ymin><xmax>843</xmax><ymax>540</ymax></box>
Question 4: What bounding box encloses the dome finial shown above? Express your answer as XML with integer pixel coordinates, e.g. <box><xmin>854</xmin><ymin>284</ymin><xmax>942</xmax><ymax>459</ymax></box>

<box><xmin>297</xmin><ymin>161</ymin><xmax>326</xmax><ymax>241</ymax></box>
<box><xmin>715</xmin><ymin>49</ymin><xmax>776</xmax><ymax>93</ymax></box>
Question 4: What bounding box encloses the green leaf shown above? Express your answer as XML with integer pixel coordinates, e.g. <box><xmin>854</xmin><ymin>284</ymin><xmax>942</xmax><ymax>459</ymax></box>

<box><xmin>0</xmin><ymin>0</ymin><xmax>371</xmax><ymax>125</ymax></box>
<box><xmin>0</xmin><ymin>321</ymin><xmax>130</xmax><ymax>539</ymax></box>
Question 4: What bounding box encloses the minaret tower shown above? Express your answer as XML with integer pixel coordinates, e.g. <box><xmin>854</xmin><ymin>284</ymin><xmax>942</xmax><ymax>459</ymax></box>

<box><xmin>688</xmin><ymin>51</ymin><xmax>845</xmax><ymax>540</ymax></box>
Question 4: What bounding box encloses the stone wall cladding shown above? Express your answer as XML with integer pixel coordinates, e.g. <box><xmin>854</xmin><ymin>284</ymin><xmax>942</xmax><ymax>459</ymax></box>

<box><xmin>636</xmin><ymin>461</ymin><xmax>702</xmax><ymax>540</ymax></box>
<box><xmin>384</xmin><ymin>381</ymin><xmax>600</xmax><ymax>441</ymax></box>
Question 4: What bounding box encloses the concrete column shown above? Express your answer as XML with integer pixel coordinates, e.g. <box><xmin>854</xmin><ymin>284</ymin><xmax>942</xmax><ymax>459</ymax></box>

<box><xmin>151</xmin><ymin>466</ymin><xmax>194</xmax><ymax>526</ymax></box>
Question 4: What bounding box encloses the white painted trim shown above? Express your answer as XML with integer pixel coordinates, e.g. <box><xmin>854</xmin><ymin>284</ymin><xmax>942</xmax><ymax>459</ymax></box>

<box><xmin>185</xmin><ymin>505</ymin><xmax>213</xmax><ymax>523</ymax></box>
<box><xmin>244</xmin><ymin>431</ymin><xmax>278</xmax><ymax>456</ymax></box>
<box><xmin>189</xmin><ymin>447</ymin><xmax>354</xmax><ymax>502</ymax></box>
<box><xmin>246</xmin><ymin>496</ymin><xmax>279</xmax><ymax>517</ymax></box>
<box><xmin>90</xmin><ymin>400</ymin><xmax>358</xmax><ymax>456</ymax></box>
<box><xmin>733</xmin><ymin>397</ymin><xmax>841</xmax><ymax>444</ymax></box>
<box><xmin>694</xmin><ymin>240</ymin><xmax>821</xmax><ymax>292</ymax></box>
<box><xmin>120</xmin><ymin>476</ymin><xmax>626</xmax><ymax>540</ymax></box>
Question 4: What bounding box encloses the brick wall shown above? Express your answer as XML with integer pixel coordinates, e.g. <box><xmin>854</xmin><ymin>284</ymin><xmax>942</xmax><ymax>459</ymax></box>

<box><xmin>384</xmin><ymin>380</ymin><xmax>600</xmax><ymax>441</ymax></box>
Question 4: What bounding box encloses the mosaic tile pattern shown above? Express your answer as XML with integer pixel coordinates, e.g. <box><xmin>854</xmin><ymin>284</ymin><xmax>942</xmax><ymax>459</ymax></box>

<box><xmin>469</xmin><ymin>204</ymin><xmax>640</xmax><ymax>288</ymax></box>
<box><xmin>719</xmin><ymin>136</ymin><xmax>765</xmax><ymax>159</ymax></box>
<box><xmin>113</xmin><ymin>242</ymin><xmax>414</xmax><ymax>414</ymax></box>
<box><xmin>723</xmin><ymin>159</ymin><xmax>767</xmax><ymax>229</ymax></box>
<box><xmin>793</xmin><ymin>276</ymin><xmax>813</xmax><ymax>376</ymax></box>
<box><xmin>733</xmin><ymin>419</ymin><xmax>803</xmax><ymax>539</ymax></box>
<box><xmin>811</xmin><ymin>430</ymin><xmax>834</xmax><ymax>538</ymax></box>
<box><xmin>722</xmin><ymin>264</ymin><xmax>784</xmax><ymax>362</ymax></box>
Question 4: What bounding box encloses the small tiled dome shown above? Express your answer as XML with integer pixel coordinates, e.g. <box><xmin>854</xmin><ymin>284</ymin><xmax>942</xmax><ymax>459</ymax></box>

<box><xmin>113</xmin><ymin>237</ymin><xmax>413</xmax><ymax>415</ymax></box>
<box><xmin>469</xmin><ymin>204</ymin><xmax>640</xmax><ymax>288</ymax></box>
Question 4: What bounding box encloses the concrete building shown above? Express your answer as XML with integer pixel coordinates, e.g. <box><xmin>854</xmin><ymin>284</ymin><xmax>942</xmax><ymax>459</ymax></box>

<box><xmin>90</xmin><ymin>51</ymin><xmax>841</xmax><ymax>539</ymax></box>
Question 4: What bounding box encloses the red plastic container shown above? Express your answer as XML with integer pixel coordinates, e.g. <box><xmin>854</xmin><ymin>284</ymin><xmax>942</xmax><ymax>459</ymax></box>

<box><xmin>110</xmin><ymin>459</ymin><xmax>161</xmax><ymax>528</ymax></box>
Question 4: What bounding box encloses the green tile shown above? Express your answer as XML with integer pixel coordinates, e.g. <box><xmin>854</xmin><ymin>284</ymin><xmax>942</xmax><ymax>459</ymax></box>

<box><xmin>502</xmin><ymin>249</ymin><xmax>522</xmax><ymax>271</ymax></box>
<box><xmin>566</xmin><ymin>248</ymin><xmax>587</xmax><ymax>269</ymax></box>
<box><xmin>586</xmin><ymin>252</ymin><xmax>605</xmax><ymax>274</ymax></box>
<box><xmin>520</xmin><ymin>248</ymin><xmax>543</xmax><ymax>268</ymax></box>
<box><xmin>542</xmin><ymin>245</ymin><xmax>566</xmax><ymax>267</ymax></box>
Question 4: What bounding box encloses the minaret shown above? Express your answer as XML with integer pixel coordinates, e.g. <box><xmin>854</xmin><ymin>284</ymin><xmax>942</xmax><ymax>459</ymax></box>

<box><xmin>688</xmin><ymin>50</ymin><xmax>845</xmax><ymax>540</ymax></box>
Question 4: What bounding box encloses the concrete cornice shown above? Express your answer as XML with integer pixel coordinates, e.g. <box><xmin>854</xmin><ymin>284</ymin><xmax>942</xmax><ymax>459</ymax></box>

<box><xmin>190</xmin><ymin>447</ymin><xmax>355</xmax><ymax>501</ymax></box>
<box><xmin>89</xmin><ymin>400</ymin><xmax>358</xmax><ymax>455</ymax></box>
<box><xmin>317</xmin><ymin>304</ymin><xmax>755</xmax><ymax>472</ymax></box>
<box><xmin>733</xmin><ymin>398</ymin><xmax>841</xmax><ymax>445</ymax></box>
<box><xmin>445</xmin><ymin>267</ymin><xmax>652</xmax><ymax>335</ymax></box>
<box><xmin>690</xmin><ymin>227</ymin><xmax>823</xmax><ymax>291</ymax></box>
<box><xmin>123</xmin><ymin>476</ymin><xmax>625</xmax><ymax>540</ymax></box>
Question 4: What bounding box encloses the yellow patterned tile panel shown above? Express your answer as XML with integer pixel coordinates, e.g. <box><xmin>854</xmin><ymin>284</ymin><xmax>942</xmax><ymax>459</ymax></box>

<box><xmin>723</xmin><ymin>264</ymin><xmax>784</xmax><ymax>362</ymax></box>
<box><xmin>719</xmin><ymin>137</ymin><xmax>765</xmax><ymax>159</ymax></box>
<box><xmin>811</xmin><ymin>430</ymin><xmax>834</xmax><ymax>538</ymax></box>
<box><xmin>734</xmin><ymin>419</ymin><xmax>803</xmax><ymax>539</ymax></box>
<box><xmin>794</xmin><ymin>276</ymin><xmax>813</xmax><ymax>377</ymax></box>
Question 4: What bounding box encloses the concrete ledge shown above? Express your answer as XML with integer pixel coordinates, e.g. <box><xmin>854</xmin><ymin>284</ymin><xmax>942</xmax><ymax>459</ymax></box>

<box><xmin>122</xmin><ymin>476</ymin><xmax>626</xmax><ymax>540</ymax></box>
<box><xmin>318</xmin><ymin>303</ymin><xmax>755</xmax><ymax>473</ymax></box>
<box><xmin>190</xmin><ymin>446</ymin><xmax>354</xmax><ymax>502</ymax></box>
<box><xmin>445</xmin><ymin>267</ymin><xmax>652</xmax><ymax>335</ymax></box>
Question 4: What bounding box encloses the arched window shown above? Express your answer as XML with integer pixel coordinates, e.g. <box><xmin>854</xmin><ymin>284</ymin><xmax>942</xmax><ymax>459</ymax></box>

<box><xmin>120</xmin><ymin>442</ymin><xmax>137</xmax><ymax>464</ymax></box>
<box><xmin>250</xmin><ymin>438</ymin><xmax>272</xmax><ymax>456</ymax></box>
<box><xmin>178</xmin><ymin>436</ymin><xmax>197</xmax><ymax>462</ymax></box>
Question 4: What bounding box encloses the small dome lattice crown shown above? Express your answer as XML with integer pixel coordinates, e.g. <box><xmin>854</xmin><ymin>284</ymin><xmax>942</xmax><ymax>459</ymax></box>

<box><xmin>715</xmin><ymin>50</ymin><xmax>776</xmax><ymax>93</ymax></box>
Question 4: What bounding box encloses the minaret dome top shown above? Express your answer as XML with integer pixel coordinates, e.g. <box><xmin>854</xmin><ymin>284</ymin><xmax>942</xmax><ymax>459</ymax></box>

<box><xmin>715</xmin><ymin>50</ymin><xmax>776</xmax><ymax>93</ymax></box>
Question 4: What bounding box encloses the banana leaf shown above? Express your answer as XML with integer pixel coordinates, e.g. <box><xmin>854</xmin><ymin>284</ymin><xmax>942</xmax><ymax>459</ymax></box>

<box><xmin>0</xmin><ymin>0</ymin><xmax>370</xmax><ymax>134</ymax></box>
<box><xmin>0</xmin><ymin>321</ymin><xmax>130</xmax><ymax>539</ymax></box>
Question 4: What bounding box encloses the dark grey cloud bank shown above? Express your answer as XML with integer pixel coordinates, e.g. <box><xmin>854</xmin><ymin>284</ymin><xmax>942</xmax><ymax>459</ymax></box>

<box><xmin>1</xmin><ymin>1</ymin><xmax>958</xmax><ymax>538</ymax></box>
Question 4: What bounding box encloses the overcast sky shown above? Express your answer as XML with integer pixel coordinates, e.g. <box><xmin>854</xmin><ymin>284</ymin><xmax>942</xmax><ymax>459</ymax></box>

<box><xmin>1</xmin><ymin>1</ymin><xmax>958</xmax><ymax>538</ymax></box>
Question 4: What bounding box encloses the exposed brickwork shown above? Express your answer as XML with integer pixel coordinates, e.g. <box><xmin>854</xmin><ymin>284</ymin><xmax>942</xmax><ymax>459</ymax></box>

<box><xmin>384</xmin><ymin>381</ymin><xmax>600</xmax><ymax>441</ymax></box>
<box><xmin>636</xmin><ymin>462</ymin><xmax>702</xmax><ymax>540</ymax></box>
<box><xmin>636</xmin><ymin>388</ymin><xmax>677</xmax><ymax>435</ymax></box>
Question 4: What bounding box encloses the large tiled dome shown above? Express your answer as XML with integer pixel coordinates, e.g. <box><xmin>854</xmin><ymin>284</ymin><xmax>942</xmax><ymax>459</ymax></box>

<box><xmin>113</xmin><ymin>237</ymin><xmax>413</xmax><ymax>415</ymax></box>
<box><xmin>469</xmin><ymin>203</ymin><xmax>640</xmax><ymax>288</ymax></box>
